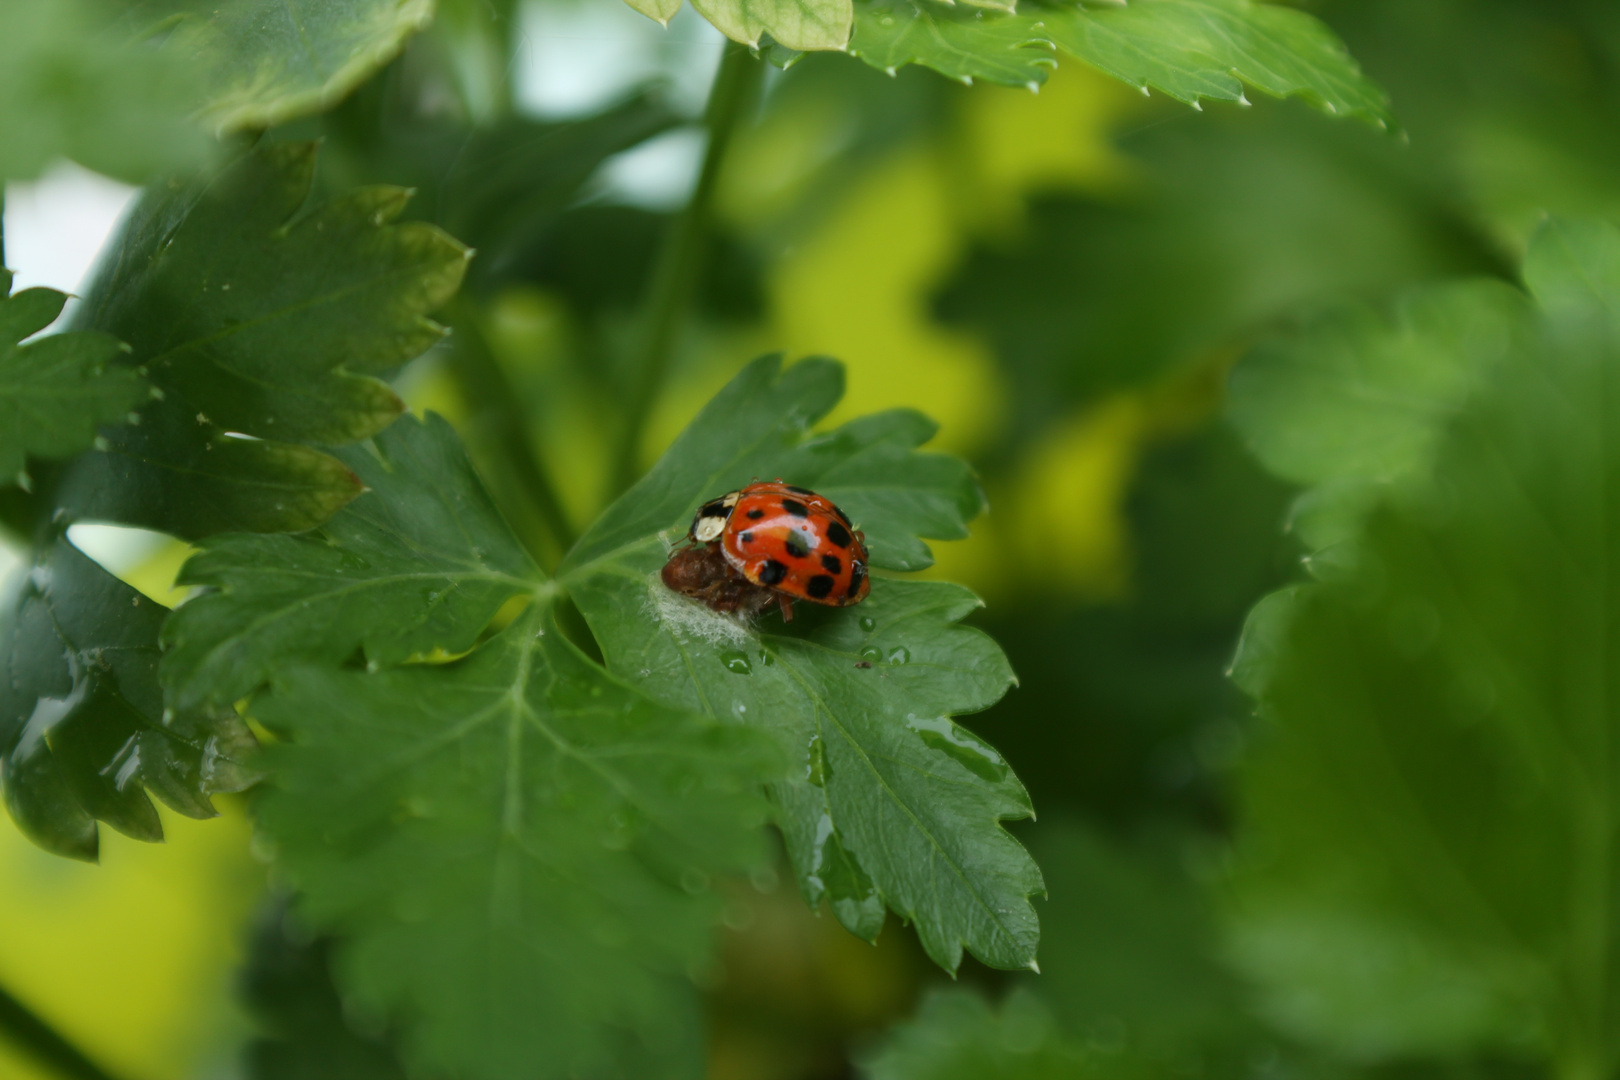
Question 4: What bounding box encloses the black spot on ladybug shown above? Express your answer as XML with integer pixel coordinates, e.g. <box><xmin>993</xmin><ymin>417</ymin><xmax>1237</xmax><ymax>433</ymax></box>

<box><xmin>740</xmin><ymin>531</ymin><xmax>755</xmax><ymax>545</ymax></box>
<box><xmin>847</xmin><ymin>561</ymin><xmax>865</xmax><ymax>598</ymax></box>
<box><xmin>825</xmin><ymin>521</ymin><xmax>853</xmax><ymax>548</ymax></box>
<box><xmin>781</xmin><ymin>498</ymin><xmax>809</xmax><ymax>517</ymax></box>
<box><xmin>807</xmin><ymin>574</ymin><xmax>835</xmax><ymax>599</ymax></box>
<box><xmin>746</xmin><ymin>508</ymin><xmax>764</xmax><ymax>520</ymax></box>
<box><xmin>785</xmin><ymin>484</ymin><xmax>816</xmax><ymax>495</ymax></box>
<box><xmin>758</xmin><ymin>559</ymin><xmax>787</xmax><ymax>586</ymax></box>
<box><xmin>831</xmin><ymin>504</ymin><xmax>852</xmax><ymax>526</ymax></box>
<box><xmin>784</xmin><ymin>532</ymin><xmax>811</xmax><ymax>559</ymax></box>
<box><xmin>820</xmin><ymin>554</ymin><xmax>842</xmax><ymax>574</ymax></box>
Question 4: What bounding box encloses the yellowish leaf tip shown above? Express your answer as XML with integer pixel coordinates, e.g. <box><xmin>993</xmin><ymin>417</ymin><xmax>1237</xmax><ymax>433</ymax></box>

<box><xmin>1027</xmin><ymin>960</ymin><xmax>1041</xmax><ymax>973</ymax></box>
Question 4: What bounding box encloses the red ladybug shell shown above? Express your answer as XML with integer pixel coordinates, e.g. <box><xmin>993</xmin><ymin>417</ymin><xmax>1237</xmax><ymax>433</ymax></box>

<box><xmin>688</xmin><ymin>481</ymin><xmax>870</xmax><ymax>607</ymax></box>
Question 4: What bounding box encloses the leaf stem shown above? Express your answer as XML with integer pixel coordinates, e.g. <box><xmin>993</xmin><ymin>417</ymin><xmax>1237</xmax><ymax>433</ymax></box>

<box><xmin>609</xmin><ymin>41</ymin><xmax>763</xmax><ymax>494</ymax></box>
<box><xmin>446</xmin><ymin>298</ymin><xmax>578</xmax><ymax>560</ymax></box>
<box><xmin>0</xmin><ymin>980</ymin><xmax>129</xmax><ymax>1080</ymax></box>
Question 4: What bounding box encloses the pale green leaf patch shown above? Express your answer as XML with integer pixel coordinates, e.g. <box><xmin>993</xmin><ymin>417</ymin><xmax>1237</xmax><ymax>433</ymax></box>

<box><xmin>134</xmin><ymin>0</ymin><xmax>439</xmax><ymax>134</ymax></box>
<box><xmin>692</xmin><ymin>0</ymin><xmax>854</xmax><ymax>49</ymax></box>
<box><xmin>1224</xmin><ymin>218</ymin><xmax>1620</xmax><ymax>1062</ymax></box>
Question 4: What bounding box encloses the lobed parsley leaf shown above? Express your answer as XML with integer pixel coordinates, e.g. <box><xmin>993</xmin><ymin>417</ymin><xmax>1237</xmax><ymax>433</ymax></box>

<box><xmin>0</xmin><ymin>272</ymin><xmax>146</xmax><ymax>488</ymax></box>
<box><xmin>837</xmin><ymin>0</ymin><xmax>1390</xmax><ymax>125</ymax></box>
<box><xmin>560</xmin><ymin>355</ymin><xmax>1041</xmax><ymax>972</ymax></box>
<box><xmin>0</xmin><ymin>539</ymin><xmax>257</xmax><ymax>861</ymax></box>
<box><xmin>50</xmin><ymin>142</ymin><xmax>468</xmax><ymax>540</ymax></box>
<box><xmin>252</xmin><ymin>606</ymin><xmax>772</xmax><ymax>1080</ymax></box>
<box><xmin>163</xmin><ymin>413</ymin><xmax>771</xmax><ymax>1079</ymax></box>
<box><xmin>1040</xmin><ymin>0</ymin><xmax>1393</xmax><ymax>126</ymax></box>
<box><xmin>161</xmin><ymin>413</ymin><xmax>541</xmax><ymax>713</ymax></box>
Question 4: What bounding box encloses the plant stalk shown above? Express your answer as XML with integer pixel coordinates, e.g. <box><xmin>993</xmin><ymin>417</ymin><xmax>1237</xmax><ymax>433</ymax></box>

<box><xmin>447</xmin><ymin>298</ymin><xmax>578</xmax><ymax>560</ymax></box>
<box><xmin>609</xmin><ymin>41</ymin><xmax>763</xmax><ymax>493</ymax></box>
<box><xmin>0</xmin><ymin>981</ymin><xmax>130</xmax><ymax>1080</ymax></box>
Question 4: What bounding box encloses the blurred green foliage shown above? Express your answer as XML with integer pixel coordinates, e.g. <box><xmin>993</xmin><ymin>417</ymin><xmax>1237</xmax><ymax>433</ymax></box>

<box><xmin>3</xmin><ymin>0</ymin><xmax>1620</xmax><ymax>1079</ymax></box>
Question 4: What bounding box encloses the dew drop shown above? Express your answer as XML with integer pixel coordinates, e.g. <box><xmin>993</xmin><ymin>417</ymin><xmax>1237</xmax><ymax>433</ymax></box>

<box><xmin>888</xmin><ymin>646</ymin><xmax>910</xmax><ymax>666</ymax></box>
<box><xmin>859</xmin><ymin>616</ymin><xmax>876</xmax><ymax>632</ymax></box>
<box><xmin>806</xmin><ymin>733</ymin><xmax>829</xmax><ymax>787</ymax></box>
<box><xmin>858</xmin><ymin>645</ymin><xmax>883</xmax><ymax>664</ymax></box>
<box><xmin>720</xmin><ymin>650</ymin><xmax>752</xmax><ymax>675</ymax></box>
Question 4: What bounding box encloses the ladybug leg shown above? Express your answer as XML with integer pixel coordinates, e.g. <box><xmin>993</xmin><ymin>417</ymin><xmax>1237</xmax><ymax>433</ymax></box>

<box><xmin>777</xmin><ymin>594</ymin><xmax>795</xmax><ymax>623</ymax></box>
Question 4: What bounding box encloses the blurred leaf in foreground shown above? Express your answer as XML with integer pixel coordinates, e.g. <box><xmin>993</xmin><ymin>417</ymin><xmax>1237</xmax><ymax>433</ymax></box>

<box><xmin>0</xmin><ymin>271</ymin><xmax>145</xmax><ymax>487</ymax></box>
<box><xmin>1228</xmin><ymin>280</ymin><xmax>1530</xmax><ymax>553</ymax></box>
<box><xmin>0</xmin><ymin>539</ymin><xmax>256</xmax><ymax>860</ymax></box>
<box><xmin>0</xmin><ymin>0</ymin><xmax>208</xmax><ymax>183</ymax></box>
<box><xmin>1225</xmin><ymin>217</ymin><xmax>1620</xmax><ymax>1069</ymax></box>
<box><xmin>561</xmin><ymin>355</ymin><xmax>1041</xmax><ymax>973</ymax></box>
<box><xmin>860</xmin><ymin>987</ymin><xmax>1089</xmax><ymax>1080</ymax></box>
<box><xmin>130</xmin><ymin>0</ymin><xmax>437</xmax><ymax>134</ymax></box>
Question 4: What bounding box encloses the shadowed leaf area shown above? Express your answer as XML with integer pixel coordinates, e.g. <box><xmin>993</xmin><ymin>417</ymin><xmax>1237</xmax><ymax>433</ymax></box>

<box><xmin>0</xmin><ymin>539</ymin><xmax>256</xmax><ymax>860</ymax></box>
<box><xmin>47</xmin><ymin>141</ymin><xmax>467</xmax><ymax>540</ymax></box>
<box><xmin>0</xmin><ymin>271</ymin><xmax>145</xmax><ymax>486</ymax></box>
<box><xmin>241</xmin><ymin>907</ymin><xmax>408</xmax><ymax>1080</ymax></box>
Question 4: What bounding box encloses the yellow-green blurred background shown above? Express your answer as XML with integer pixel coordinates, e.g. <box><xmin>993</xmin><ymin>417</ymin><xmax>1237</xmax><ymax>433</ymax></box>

<box><xmin>5</xmin><ymin>0</ymin><xmax>1620</xmax><ymax>1075</ymax></box>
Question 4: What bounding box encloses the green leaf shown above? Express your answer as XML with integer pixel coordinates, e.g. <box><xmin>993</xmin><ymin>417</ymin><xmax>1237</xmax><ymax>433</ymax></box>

<box><xmin>1040</xmin><ymin>0</ymin><xmax>1393</xmax><ymax>127</ymax></box>
<box><xmin>0</xmin><ymin>0</ymin><xmax>210</xmax><ymax>183</ymax></box>
<box><xmin>242</xmin><ymin>911</ymin><xmax>409</xmax><ymax>1080</ymax></box>
<box><xmin>252</xmin><ymin>606</ymin><xmax>771</xmax><ymax>1080</ymax></box>
<box><xmin>1224</xmin><ymin>218</ymin><xmax>1620</xmax><ymax>1064</ymax></box>
<box><xmin>0</xmin><ymin>538</ymin><xmax>257</xmax><ymax>861</ymax></box>
<box><xmin>621</xmin><ymin>0</ymin><xmax>684</xmax><ymax>27</ymax></box>
<box><xmin>843</xmin><ymin>0</ymin><xmax>1390</xmax><ymax>120</ymax></box>
<box><xmin>560</xmin><ymin>355</ymin><xmax>1040</xmax><ymax>973</ymax></box>
<box><xmin>52</xmin><ymin>142</ymin><xmax>468</xmax><ymax>540</ymax></box>
<box><xmin>847</xmin><ymin>0</ymin><xmax>1056</xmax><ymax>88</ymax></box>
<box><xmin>159</xmin><ymin>411</ymin><xmax>765</xmax><ymax>1079</ymax></box>
<box><xmin>1259</xmin><ymin>288</ymin><xmax>1512</xmax><ymax>487</ymax></box>
<box><xmin>860</xmin><ymin>988</ymin><xmax>1090</xmax><ymax>1080</ymax></box>
<box><xmin>1228</xmin><ymin>281</ymin><xmax>1531</xmax><ymax>553</ymax></box>
<box><xmin>133</xmin><ymin>0</ymin><xmax>438</xmax><ymax>134</ymax></box>
<box><xmin>161</xmin><ymin>412</ymin><xmax>541</xmax><ymax>713</ymax></box>
<box><xmin>692</xmin><ymin>0</ymin><xmax>852</xmax><ymax>50</ymax></box>
<box><xmin>49</xmin><ymin>408</ymin><xmax>365</xmax><ymax>541</ymax></box>
<box><xmin>0</xmin><ymin>273</ymin><xmax>146</xmax><ymax>486</ymax></box>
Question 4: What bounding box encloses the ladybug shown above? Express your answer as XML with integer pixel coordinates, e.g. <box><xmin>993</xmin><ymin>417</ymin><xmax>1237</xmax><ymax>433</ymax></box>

<box><xmin>662</xmin><ymin>480</ymin><xmax>870</xmax><ymax>622</ymax></box>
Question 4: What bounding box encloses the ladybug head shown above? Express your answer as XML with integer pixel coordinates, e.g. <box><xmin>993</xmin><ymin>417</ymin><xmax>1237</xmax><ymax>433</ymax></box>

<box><xmin>690</xmin><ymin>490</ymin><xmax>741</xmax><ymax>543</ymax></box>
